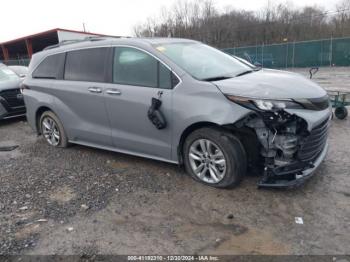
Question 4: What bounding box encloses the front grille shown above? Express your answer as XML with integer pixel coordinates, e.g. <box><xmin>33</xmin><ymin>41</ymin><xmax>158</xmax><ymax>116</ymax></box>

<box><xmin>297</xmin><ymin>119</ymin><xmax>330</xmax><ymax>162</ymax></box>
<box><xmin>0</xmin><ymin>89</ymin><xmax>24</xmax><ymax>108</ymax></box>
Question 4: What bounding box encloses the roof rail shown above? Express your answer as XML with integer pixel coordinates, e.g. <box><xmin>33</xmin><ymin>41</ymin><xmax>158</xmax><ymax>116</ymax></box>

<box><xmin>43</xmin><ymin>39</ymin><xmax>84</xmax><ymax>50</ymax></box>
<box><xmin>43</xmin><ymin>36</ymin><xmax>122</xmax><ymax>51</ymax></box>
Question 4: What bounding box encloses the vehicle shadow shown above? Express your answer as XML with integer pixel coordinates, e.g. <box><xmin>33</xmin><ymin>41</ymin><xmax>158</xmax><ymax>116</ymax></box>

<box><xmin>0</xmin><ymin>116</ymin><xmax>26</xmax><ymax>127</ymax></box>
<box><xmin>71</xmin><ymin>142</ymin><xmax>184</xmax><ymax>173</ymax></box>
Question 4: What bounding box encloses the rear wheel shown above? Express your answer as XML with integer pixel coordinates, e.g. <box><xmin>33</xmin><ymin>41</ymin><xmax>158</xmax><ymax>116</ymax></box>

<box><xmin>183</xmin><ymin>127</ymin><xmax>246</xmax><ymax>188</ymax></box>
<box><xmin>39</xmin><ymin>111</ymin><xmax>68</xmax><ymax>148</ymax></box>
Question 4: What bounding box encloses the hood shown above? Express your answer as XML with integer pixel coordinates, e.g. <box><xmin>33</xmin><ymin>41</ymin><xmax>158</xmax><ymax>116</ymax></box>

<box><xmin>213</xmin><ymin>69</ymin><xmax>327</xmax><ymax>99</ymax></box>
<box><xmin>0</xmin><ymin>79</ymin><xmax>21</xmax><ymax>92</ymax></box>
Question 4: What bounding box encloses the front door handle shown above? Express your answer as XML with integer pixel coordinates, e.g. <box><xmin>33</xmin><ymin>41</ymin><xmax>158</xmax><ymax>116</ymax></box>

<box><xmin>88</xmin><ymin>87</ymin><xmax>102</xmax><ymax>93</ymax></box>
<box><xmin>106</xmin><ymin>89</ymin><xmax>122</xmax><ymax>95</ymax></box>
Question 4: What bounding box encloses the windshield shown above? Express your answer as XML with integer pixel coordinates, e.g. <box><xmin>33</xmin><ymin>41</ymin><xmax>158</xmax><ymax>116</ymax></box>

<box><xmin>0</xmin><ymin>67</ymin><xmax>19</xmax><ymax>82</ymax></box>
<box><xmin>233</xmin><ymin>56</ymin><xmax>257</xmax><ymax>68</ymax></box>
<box><xmin>154</xmin><ymin>42</ymin><xmax>252</xmax><ymax>81</ymax></box>
<box><xmin>9</xmin><ymin>66</ymin><xmax>28</xmax><ymax>77</ymax></box>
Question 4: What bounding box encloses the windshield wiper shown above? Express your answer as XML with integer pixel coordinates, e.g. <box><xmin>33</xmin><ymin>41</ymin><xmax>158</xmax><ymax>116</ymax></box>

<box><xmin>202</xmin><ymin>76</ymin><xmax>233</xmax><ymax>82</ymax></box>
<box><xmin>235</xmin><ymin>70</ymin><xmax>254</xmax><ymax>77</ymax></box>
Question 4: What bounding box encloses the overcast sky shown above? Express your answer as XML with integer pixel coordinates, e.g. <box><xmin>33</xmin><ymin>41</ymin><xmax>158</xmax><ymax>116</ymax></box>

<box><xmin>0</xmin><ymin>0</ymin><xmax>337</xmax><ymax>42</ymax></box>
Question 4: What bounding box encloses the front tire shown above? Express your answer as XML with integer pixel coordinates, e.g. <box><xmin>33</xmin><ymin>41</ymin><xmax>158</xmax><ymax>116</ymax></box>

<box><xmin>183</xmin><ymin>127</ymin><xmax>246</xmax><ymax>188</ymax></box>
<box><xmin>39</xmin><ymin>111</ymin><xmax>68</xmax><ymax>148</ymax></box>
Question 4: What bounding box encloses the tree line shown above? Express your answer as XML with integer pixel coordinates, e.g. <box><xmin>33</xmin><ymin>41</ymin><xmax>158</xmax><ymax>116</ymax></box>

<box><xmin>134</xmin><ymin>0</ymin><xmax>350</xmax><ymax>48</ymax></box>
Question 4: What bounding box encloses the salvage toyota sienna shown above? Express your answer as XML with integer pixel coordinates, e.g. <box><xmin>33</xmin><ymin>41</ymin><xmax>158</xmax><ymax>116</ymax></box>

<box><xmin>23</xmin><ymin>37</ymin><xmax>332</xmax><ymax>188</ymax></box>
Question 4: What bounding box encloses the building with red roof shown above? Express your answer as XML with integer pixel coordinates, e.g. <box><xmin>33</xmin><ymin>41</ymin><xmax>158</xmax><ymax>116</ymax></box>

<box><xmin>0</xmin><ymin>28</ymin><xmax>115</xmax><ymax>65</ymax></box>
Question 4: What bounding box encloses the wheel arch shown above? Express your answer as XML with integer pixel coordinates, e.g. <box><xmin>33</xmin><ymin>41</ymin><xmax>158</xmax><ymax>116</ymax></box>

<box><xmin>177</xmin><ymin>121</ymin><xmax>222</xmax><ymax>165</ymax></box>
<box><xmin>35</xmin><ymin>106</ymin><xmax>55</xmax><ymax>134</ymax></box>
<box><xmin>176</xmin><ymin>119</ymin><xmax>261</xmax><ymax>170</ymax></box>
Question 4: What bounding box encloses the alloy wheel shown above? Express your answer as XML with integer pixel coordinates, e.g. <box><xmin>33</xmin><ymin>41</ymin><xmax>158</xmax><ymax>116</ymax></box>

<box><xmin>188</xmin><ymin>139</ymin><xmax>227</xmax><ymax>184</ymax></box>
<box><xmin>41</xmin><ymin>117</ymin><xmax>60</xmax><ymax>146</ymax></box>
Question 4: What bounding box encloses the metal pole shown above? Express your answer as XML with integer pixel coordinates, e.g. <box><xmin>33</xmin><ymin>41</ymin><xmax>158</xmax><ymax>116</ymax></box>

<box><xmin>292</xmin><ymin>41</ymin><xmax>295</xmax><ymax>69</ymax></box>
<box><xmin>255</xmin><ymin>39</ymin><xmax>258</xmax><ymax>62</ymax></box>
<box><xmin>262</xmin><ymin>42</ymin><xmax>264</xmax><ymax>68</ymax></box>
<box><xmin>329</xmin><ymin>35</ymin><xmax>333</xmax><ymax>67</ymax></box>
<box><xmin>285</xmin><ymin>43</ymin><xmax>289</xmax><ymax>69</ymax></box>
<box><xmin>320</xmin><ymin>39</ymin><xmax>323</xmax><ymax>66</ymax></box>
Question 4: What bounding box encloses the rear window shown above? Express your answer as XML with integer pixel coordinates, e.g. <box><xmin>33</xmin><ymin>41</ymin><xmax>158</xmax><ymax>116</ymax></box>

<box><xmin>32</xmin><ymin>53</ymin><xmax>65</xmax><ymax>79</ymax></box>
<box><xmin>64</xmin><ymin>48</ymin><xmax>108</xmax><ymax>82</ymax></box>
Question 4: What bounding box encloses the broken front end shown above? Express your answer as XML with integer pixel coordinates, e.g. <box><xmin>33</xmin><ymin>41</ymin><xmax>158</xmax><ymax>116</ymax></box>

<box><xmin>228</xmin><ymin>95</ymin><xmax>331</xmax><ymax>188</ymax></box>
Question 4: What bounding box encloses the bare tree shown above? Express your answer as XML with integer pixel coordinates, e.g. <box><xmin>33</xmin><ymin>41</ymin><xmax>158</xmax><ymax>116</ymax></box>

<box><xmin>133</xmin><ymin>0</ymin><xmax>350</xmax><ymax>47</ymax></box>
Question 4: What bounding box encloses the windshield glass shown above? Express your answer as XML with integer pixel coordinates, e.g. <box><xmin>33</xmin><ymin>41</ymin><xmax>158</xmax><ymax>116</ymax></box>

<box><xmin>233</xmin><ymin>56</ymin><xmax>257</xmax><ymax>68</ymax></box>
<box><xmin>9</xmin><ymin>66</ymin><xmax>28</xmax><ymax>77</ymax></box>
<box><xmin>154</xmin><ymin>42</ymin><xmax>252</xmax><ymax>80</ymax></box>
<box><xmin>0</xmin><ymin>67</ymin><xmax>19</xmax><ymax>82</ymax></box>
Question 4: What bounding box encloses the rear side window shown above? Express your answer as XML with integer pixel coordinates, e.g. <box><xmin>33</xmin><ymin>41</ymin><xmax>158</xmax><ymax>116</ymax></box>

<box><xmin>113</xmin><ymin>47</ymin><xmax>176</xmax><ymax>89</ymax></box>
<box><xmin>32</xmin><ymin>53</ymin><xmax>65</xmax><ymax>79</ymax></box>
<box><xmin>64</xmin><ymin>48</ymin><xmax>108</xmax><ymax>82</ymax></box>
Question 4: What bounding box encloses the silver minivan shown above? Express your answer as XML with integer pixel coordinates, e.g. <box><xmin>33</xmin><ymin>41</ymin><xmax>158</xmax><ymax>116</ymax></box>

<box><xmin>23</xmin><ymin>37</ymin><xmax>332</xmax><ymax>188</ymax></box>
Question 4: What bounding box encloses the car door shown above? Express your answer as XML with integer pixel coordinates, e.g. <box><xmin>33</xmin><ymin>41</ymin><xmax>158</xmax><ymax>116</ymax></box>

<box><xmin>104</xmin><ymin>46</ymin><xmax>178</xmax><ymax>160</ymax></box>
<box><xmin>51</xmin><ymin>47</ymin><xmax>112</xmax><ymax>146</ymax></box>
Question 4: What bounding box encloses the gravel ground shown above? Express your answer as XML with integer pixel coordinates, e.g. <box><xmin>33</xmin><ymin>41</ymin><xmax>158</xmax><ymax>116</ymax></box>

<box><xmin>0</xmin><ymin>68</ymin><xmax>349</xmax><ymax>255</ymax></box>
<box><xmin>0</xmin><ymin>116</ymin><xmax>349</xmax><ymax>255</ymax></box>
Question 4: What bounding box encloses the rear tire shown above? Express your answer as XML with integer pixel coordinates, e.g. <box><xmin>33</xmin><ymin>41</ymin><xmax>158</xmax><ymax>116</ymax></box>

<box><xmin>183</xmin><ymin>127</ymin><xmax>246</xmax><ymax>188</ymax></box>
<box><xmin>39</xmin><ymin>111</ymin><xmax>68</xmax><ymax>148</ymax></box>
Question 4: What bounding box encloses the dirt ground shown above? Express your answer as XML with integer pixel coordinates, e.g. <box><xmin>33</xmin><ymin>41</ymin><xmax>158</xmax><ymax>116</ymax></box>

<box><xmin>0</xmin><ymin>68</ymin><xmax>349</xmax><ymax>256</ymax></box>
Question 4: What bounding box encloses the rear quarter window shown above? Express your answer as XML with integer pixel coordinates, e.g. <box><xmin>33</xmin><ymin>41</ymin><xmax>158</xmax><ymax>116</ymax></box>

<box><xmin>32</xmin><ymin>53</ymin><xmax>65</xmax><ymax>79</ymax></box>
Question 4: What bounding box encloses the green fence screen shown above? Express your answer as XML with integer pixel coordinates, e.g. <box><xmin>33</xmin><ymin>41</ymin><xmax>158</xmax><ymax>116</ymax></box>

<box><xmin>223</xmin><ymin>37</ymin><xmax>350</xmax><ymax>68</ymax></box>
<box><xmin>2</xmin><ymin>37</ymin><xmax>350</xmax><ymax>68</ymax></box>
<box><xmin>1</xmin><ymin>58</ymin><xmax>30</xmax><ymax>66</ymax></box>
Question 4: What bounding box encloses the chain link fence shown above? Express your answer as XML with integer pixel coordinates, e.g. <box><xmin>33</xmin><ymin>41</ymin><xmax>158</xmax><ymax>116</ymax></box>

<box><xmin>223</xmin><ymin>37</ymin><xmax>350</xmax><ymax>68</ymax></box>
<box><xmin>2</xmin><ymin>37</ymin><xmax>350</xmax><ymax>69</ymax></box>
<box><xmin>0</xmin><ymin>58</ymin><xmax>30</xmax><ymax>66</ymax></box>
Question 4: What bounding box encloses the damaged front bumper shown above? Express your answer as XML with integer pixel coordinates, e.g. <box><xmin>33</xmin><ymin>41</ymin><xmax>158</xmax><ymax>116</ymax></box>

<box><xmin>235</xmin><ymin>104</ymin><xmax>332</xmax><ymax>188</ymax></box>
<box><xmin>257</xmin><ymin>141</ymin><xmax>328</xmax><ymax>188</ymax></box>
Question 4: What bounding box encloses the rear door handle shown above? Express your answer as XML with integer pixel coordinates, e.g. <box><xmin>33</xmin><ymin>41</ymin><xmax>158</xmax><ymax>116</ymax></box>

<box><xmin>88</xmin><ymin>87</ymin><xmax>102</xmax><ymax>93</ymax></box>
<box><xmin>106</xmin><ymin>89</ymin><xmax>122</xmax><ymax>95</ymax></box>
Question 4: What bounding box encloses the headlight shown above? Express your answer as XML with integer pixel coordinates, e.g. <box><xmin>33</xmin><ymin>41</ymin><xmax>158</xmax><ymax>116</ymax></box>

<box><xmin>226</xmin><ymin>95</ymin><xmax>304</xmax><ymax>111</ymax></box>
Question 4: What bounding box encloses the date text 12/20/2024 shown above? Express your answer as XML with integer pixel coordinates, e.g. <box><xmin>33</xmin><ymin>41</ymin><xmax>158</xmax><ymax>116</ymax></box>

<box><xmin>127</xmin><ymin>256</ymin><xmax>220</xmax><ymax>261</ymax></box>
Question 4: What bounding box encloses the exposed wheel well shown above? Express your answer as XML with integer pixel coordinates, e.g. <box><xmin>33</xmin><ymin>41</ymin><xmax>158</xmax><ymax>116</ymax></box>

<box><xmin>35</xmin><ymin>106</ymin><xmax>52</xmax><ymax>134</ymax></box>
<box><xmin>177</xmin><ymin>122</ymin><xmax>221</xmax><ymax>165</ymax></box>
<box><xmin>177</xmin><ymin>121</ymin><xmax>261</xmax><ymax>173</ymax></box>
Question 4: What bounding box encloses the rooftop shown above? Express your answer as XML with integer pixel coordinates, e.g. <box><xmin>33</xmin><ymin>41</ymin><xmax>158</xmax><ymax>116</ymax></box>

<box><xmin>0</xmin><ymin>28</ymin><xmax>113</xmax><ymax>45</ymax></box>
<box><xmin>0</xmin><ymin>28</ymin><xmax>119</xmax><ymax>63</ymax></box>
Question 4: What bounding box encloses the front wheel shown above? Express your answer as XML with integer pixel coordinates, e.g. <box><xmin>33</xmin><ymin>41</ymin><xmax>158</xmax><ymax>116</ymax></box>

<box><xmin>39</xmin><ymin>111</ymin><xmax>68</xmax><ymax>148</ymax></box>
<box><xmin>183</xmin><ymin>127</ymin><xmax>246</xmax><ymax>188</ymax></box>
